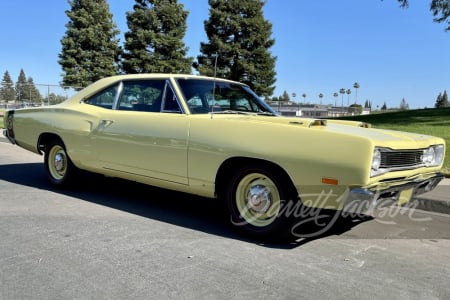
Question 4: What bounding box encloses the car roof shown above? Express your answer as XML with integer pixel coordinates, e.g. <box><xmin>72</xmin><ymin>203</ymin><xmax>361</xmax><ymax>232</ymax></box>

<box><xmin>96</xmin><ymin>73</ymin><xmax>243</xmax><ymax>85</ymax></box>
<box><xmin>65</xmin><ymin>74</ymin><xmax>248</xmax><ymax>105</ymax></box>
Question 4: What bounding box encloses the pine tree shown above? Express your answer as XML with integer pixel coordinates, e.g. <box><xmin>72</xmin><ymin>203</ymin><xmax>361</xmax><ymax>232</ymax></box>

<box><xmin>397</xmin><ymin>0</ymin><xmax>450</xmax><ymax>31</ymax></box>
<box><xmin>281</xmin><ymin>90</ymin><xmax>290</xmax><ymax>102</ymax></box>
<box><xmin>399</xmin><ymin>98</ymin><xmax>409</xmax><ymax>110</ymax></box>
<box><xmin>15</xmin><ymin>69</ymin><xmax>27</xmax><ymax>103</ymax></box>
<box><xmin>435</xmin><ymin>92</ymin><xmax>443</xmax><ymax>108</ymax></box>
<box><xmin>434</xmin><ymin>91</ymin><xmax>449</xmax><ymax>108</ymax></box>
<box><xmin>26</xmin><ymin>77</ymin><xmax>42</xmax><ymax>105</ymax></box>
<box><xmin>0</xmin><ymin>71</ymin><xmax>16</xmax><ymax>101</ymax></box>
<box><xmin>122</xmin><ymin>0</ymin><xmax>193</xmax><ymax>74</ymax></box>
<box><xmin>195</xmin><ymin>0</ymin><xmax>277</xmax><ymax>97</ymax></box>
<box><xmin>441</xmin><ymin>90</ymin><xmax>449</xmax><ymax>107</ymax></box>
<box><xmin>381</xmin><ymin>101</ymin><xmax>387</xmax><ymax>110</ymax></box>
<box><xmin>59</xmin><ymin>0</ymin><xmax>121</xmax><ymax>88</ymax></box>
<box><xmin>13</xmin><ymin>70</ymin><xmax>42</xmax><ymax>105</ymax></box>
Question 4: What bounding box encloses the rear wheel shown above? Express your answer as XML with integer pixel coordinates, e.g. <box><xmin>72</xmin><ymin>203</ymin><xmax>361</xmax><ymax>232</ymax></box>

<box><xmin>224</xmin><ymin>164</ymin><xmax>298</xmax><ymax>241</ymax></box>
<box><xmin>44</xmin><ymin>139</ymin><xmax>77</xmax><ymax>187</ymax></box>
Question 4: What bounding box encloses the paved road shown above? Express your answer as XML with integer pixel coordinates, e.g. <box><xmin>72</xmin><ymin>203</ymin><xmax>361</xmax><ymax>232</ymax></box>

<box><xmin>1</xmin><ymin>139</ymin><xmax>450</xmax><ymax>299</ymax></box>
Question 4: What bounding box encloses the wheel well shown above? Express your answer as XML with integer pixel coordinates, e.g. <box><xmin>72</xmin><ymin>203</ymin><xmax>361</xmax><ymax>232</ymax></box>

<box><xmin>38</xmin><ymin>133</ymin><xmax>64</xmax><ymax>154</ymax></box>
<box><xmin>215</xmin><ymin>157</ymin><xmax>297</xmax><ymax>199</ymax></box>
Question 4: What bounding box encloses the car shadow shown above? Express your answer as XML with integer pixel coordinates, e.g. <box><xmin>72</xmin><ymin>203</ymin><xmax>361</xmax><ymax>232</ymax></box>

<box><xmin>0</xmin><ymin>162</ymin><xmax>374</xmax><ymax>248</ymax></box>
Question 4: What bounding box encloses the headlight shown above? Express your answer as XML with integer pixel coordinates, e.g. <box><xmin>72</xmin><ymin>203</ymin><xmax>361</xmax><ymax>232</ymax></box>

<box><xmin>422</xmin><ymin>147</ymin><xmax>435</xmax><ymax>165</ymax></box>
<box><xmin>423</xmin><ymin>145</ymin><xmax>445</xmax><ymax>166</ymax></box>
<box><xmin>372</xmin><ymin>148</ymin><xmax>381</xmax><ymax>171</ymax></box>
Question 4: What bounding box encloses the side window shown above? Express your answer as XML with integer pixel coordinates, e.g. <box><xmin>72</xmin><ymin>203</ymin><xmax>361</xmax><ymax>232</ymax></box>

<box><xmin>84</xmin><ymin>84</ymin><xmax>118</xmax><ymax>109</ymax></box>
<box><xmin>117</xmin><ymin>80</ymin><xmax>165</xmax><ymax>112</ymax></box>
<box><xmin>162</xmin><ymin>83</ymin><xmax>181</xmax><ymax>113</ymax></box>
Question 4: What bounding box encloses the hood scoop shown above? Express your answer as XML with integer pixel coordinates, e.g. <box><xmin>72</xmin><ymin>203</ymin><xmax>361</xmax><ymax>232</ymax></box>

<box><xmin>288</xmin><ymin>119</ymin><xmax>327</xmax><ymax>127</ymax></box>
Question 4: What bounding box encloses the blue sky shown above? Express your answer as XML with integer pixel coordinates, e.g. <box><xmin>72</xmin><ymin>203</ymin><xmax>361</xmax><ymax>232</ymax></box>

<box><xmin>1</xmin><ymin>0</ymin><xmax>449</xmax><ymax>109</ymax></box>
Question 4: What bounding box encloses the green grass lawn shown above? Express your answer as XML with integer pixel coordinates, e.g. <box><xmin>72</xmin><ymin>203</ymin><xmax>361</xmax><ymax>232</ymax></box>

<box><xmin>336</xmin><ymin>107</ymin><xmax>450</xmax><ymax>176</ymax></box>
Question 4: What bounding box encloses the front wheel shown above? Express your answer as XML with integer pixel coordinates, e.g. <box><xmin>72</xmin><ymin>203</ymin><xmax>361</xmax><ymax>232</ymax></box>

<box><xmin>224</xmin><ymin>165</ymin><xmax>298</xmax><ymax>241</ymax></box>
<box><xmin>44</xmin><ymin>139</ymin><xmax>77</xmax><ymax>187</ymax></box>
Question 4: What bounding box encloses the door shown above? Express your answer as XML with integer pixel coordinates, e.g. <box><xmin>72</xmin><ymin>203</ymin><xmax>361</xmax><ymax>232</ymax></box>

<box><xmin>90</xmin><ymin>79</ymin><xmax>189</xmax><ymax>185</ymax></box>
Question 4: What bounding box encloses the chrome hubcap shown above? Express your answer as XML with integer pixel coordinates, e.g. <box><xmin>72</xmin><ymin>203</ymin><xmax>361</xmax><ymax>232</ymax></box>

<box><xmin>247</xmin><ymin>185</ymin><xmax>272</xmax><ymax>214</ymax></box>
<box><xmin>235</xmin><ymin>173</ymin><xmax>281</xmax><ymax>227</ymax></box>
<box><xmin>54</xmin><ymin>153</ymin><xmax>65</xmax><ymax>172</ymax></box>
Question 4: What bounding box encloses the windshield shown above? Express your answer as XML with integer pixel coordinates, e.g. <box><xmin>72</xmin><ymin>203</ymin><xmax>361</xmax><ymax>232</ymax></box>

<box><xmin>176</xmin><ymin>78</ymin><xmax>277</xmax><ymax>115</ymax></box>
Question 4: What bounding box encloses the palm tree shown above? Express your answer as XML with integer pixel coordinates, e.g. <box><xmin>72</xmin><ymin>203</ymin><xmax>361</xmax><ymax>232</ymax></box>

<box><xmin>302</xmin><ymin>93</ymin><xmax>307</xmax><ymax>104</ymax></box>
<box><xmin>333</xmin><ymin>92</ymin><xmax>338</xmax><ymax>107</ymax></box>
<box><xmin>353</xmin><ymin>82</ymin><xmax>360</xmax><ymax>104</ymax></box>
<box><xmin>339</xmin><ymin>88</ymin><xmax>346</xmax><ymax>109</ymax></box>
<box><xmin>346</xmin><ymin>89</ymin><xmax>351</xmax><ymax>105</ymax></box>
<box><xmin>292</xmin><ymin>92</ymin><xmax>299</xmax><ymax>113</ymax></box>
<box><xmin>318</xmin><ymin>93</ymin><xmax>324</xmax><ymax>105</ymax></box>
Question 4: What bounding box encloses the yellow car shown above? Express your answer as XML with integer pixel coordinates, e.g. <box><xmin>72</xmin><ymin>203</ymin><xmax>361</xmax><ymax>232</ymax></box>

<box><xmin>2</xmin><ymin>74</ymin><xmax>446</xmax><ymax>240</ymax></box>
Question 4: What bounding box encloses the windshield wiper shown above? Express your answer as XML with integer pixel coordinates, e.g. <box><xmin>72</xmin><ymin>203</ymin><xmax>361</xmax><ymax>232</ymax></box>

<box><xmin>212</xmin><ymin>110</ymin><xmax>251</xmax><ymax>115</ymax></box>
<box><xmin>256</xmin><ymin>112</ymin><xmax>276</xmax><ymax>116</ymax></box>
<box><xmin>211</xmin><ymin>110</ymin><xmax>276</xmax><ymax>116</ymax></box>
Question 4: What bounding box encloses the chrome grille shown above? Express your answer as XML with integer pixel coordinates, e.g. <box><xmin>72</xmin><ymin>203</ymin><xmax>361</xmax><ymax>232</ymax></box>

<box><xmin>380</xmin><ymin>150</ymin><xmax>423</xmax><ymax>168</ymax></box>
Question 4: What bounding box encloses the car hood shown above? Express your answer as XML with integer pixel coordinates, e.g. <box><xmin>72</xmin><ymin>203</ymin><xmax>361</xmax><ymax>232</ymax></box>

<box><xmin>208</xmin><ymin>114</ymin><xmax>444</xmax><ymax>149</ymax></box>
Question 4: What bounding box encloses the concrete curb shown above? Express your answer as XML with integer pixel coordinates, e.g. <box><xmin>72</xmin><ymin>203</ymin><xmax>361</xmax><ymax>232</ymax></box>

<box><xmin>412</xmin><ymin>197</ymin><xmax>450</xmax><ymax>215</ymax></box>
<box><xmin>411</xmin><ymin>179</ymin><xmax>450</xmax><ymax>215</ymax></box>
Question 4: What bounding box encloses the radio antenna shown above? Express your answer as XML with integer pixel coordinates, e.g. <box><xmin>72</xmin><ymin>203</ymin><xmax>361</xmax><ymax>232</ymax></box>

<box><xmin>211</xmin><ymin>52</ymin><xmax>218</xmax><ymax>119</ymax></box>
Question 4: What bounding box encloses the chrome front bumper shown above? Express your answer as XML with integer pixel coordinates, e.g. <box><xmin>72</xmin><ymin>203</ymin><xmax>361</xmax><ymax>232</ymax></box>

<box><xmin>342</xmin><ymin>174</ymin><xmax>444</xmax><ymax>214</ymax></box>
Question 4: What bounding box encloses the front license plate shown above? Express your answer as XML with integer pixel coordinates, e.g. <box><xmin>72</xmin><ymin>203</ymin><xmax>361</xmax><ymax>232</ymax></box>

<box><xmin>398</xmin><ymin>188</ymin><xmax>414</xmax><ymax>205</ymax></box>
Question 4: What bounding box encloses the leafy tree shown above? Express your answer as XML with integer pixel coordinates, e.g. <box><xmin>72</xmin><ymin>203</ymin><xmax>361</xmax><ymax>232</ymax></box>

<box><xmin>59</xmin><ymin>0</ymin><xmax>121</xmax><ymax>88</ymax></box>
<box><xmin>0</xmin><ymin>70</ymin><xmax>16</xmax><ymax>101</ymax></box>
<box><xmin>395</xmin><ymin>0</ymin><xmax>450</xmax><ymax>31</ymax></box>
<box><xmin>399</xmin><ymin>98</ymin><xmax>409</xmax><ymax>110</ymax></box>
<box><xmin>46</xmin><ymin>93</ymin><xmax>68</xmax><ymax>105</ymax></box>
<box><xmin>122</xmin><ymin>0</ymin><xmax>193</xmax><ymax>74</ymax></box>
<box><xmin>195</xmin><ymin>0</ymin><xmax>277</xmax><ymax>97</ymax></box>
<box><xmin>349</xmin><ymin>103</ymin><xmax>363</xmax><ymax>114</ymax></box>
<box><xmin>435</xmin><ymin>90</ymin><xmax>449</xmax><ymax>108</ymax></box>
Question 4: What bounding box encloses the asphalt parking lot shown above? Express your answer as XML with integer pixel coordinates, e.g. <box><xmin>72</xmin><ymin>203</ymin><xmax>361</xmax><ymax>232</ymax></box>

<box><xmin>1</xmin><ymin>138</ymin><xmax>450</xmax><ymax>299</ymax></box>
